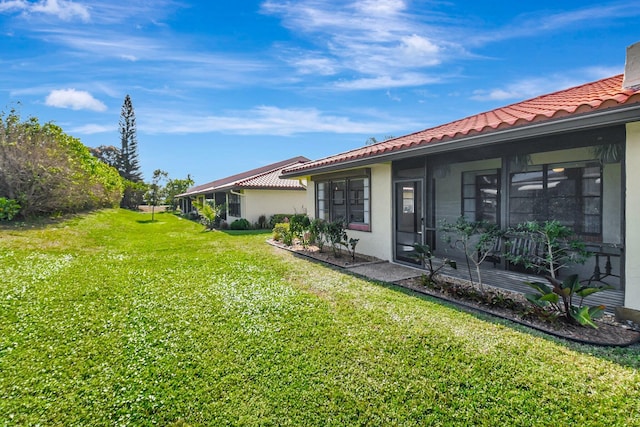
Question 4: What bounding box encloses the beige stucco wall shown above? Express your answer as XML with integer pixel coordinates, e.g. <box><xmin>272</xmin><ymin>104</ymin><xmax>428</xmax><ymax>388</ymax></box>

<box><xmin>304</xmin><ymin>163</ymin><xmax>393</xmax><ymax>261</ymax></box>
<box><xmin>625</xmin><ymin>121</ymin><xmax>640</xmax><ymax>310</ymax></box>
<box><xmin>348</xmin><ymin>163</ymin><xmax>393</xmax><ymax>260</ymax></box>
<box><xmin>239</xmin><ymin>189</ymin><xmax>308</xmax><ymax>225</ymax></box>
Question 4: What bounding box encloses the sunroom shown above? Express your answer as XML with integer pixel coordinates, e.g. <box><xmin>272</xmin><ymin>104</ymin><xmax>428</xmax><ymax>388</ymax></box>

<box><xmin>392</xmin><ymin>125</ymin><xmax>624</xmax><ymax>307</ymax></box>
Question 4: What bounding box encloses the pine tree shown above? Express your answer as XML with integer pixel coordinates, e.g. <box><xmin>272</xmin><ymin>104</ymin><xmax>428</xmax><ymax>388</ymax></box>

<box><xmin>118</xmin><ymin>94</ymin><xmax>143</xmax><ymax>182</ymax></box>
<box><xmin>117</xmin><ymin>95</ymin><xmax>145</xmax><ymax>209</ymax></box>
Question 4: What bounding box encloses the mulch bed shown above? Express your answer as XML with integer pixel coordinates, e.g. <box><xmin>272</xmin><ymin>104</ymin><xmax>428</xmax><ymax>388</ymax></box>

<box><xmin>269</xmin><ymin>239</ymin><xmax>640</xmax><ymax>347</ymax></box>
<box><xmin>396</xmin><ymin>276</ymin><xmax>640</xmax><ymax>347</ymax></box>
<box><xmin>268</xmin><ymin>239</ymin><xmax>382</xmax><ymax>268</ymax></box>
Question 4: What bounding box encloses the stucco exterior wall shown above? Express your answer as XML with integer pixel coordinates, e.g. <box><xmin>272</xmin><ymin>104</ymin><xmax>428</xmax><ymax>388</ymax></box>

<box><xmin>305</xmin><ymin>163</ymin><xmax>393</xmax><ymax>261</ymax></box>
<box><xmin>241</xmin><ymin>189</ymin><xmax>308</xmax><ymax>225</ymax></box>
<box><xmin>347</xmin><ymin>163</ymin><xmax>393</xmax><ymax>260</ymax></box>
<box><xmin>625</xmin><ymin>121</ymin><xmax>640</xmax><ymax>310</ymax></box>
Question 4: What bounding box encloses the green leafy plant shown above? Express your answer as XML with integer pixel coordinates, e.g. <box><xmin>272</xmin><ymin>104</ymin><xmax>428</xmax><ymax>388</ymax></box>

<box><xmin>525</xmin><ymin>274</ymin><xmax>612</xmax><ymax>328</ymax></box>
<box><xmin>508</xmin><ymin>220</ymin><xmax>611</xmax><ymax>328</ymax></box>
<box><xmin>0</xmin><ymin>197</ymin><xmax>21</xmax><ymax>221</ymax></box>
<box><xmin>272</xmin><ymin>222</ymin><xmax>291</xmax><ymax>244</ymax></box>
<box><xmin>591</xmin><ymin>143</ymin><xmax>623</xmax><ymax>164</ymax></box>
<box><xmin>309</xmin><ymin>219</ymin><xmax>327</xmax><ymax>252</ymax></box>
<box><xmin>344</xmin><ymin>237</ymin><xmax>360</xmax><ymax>261</ymax></box>
<box><xmin>325</xmin><ymin>220</ymin><xmax>348</xmax><ymax>257</ymax></box>
<box><xmin>269</xmin><ymin>214</ymin><xmax>294</xmax><ymax>229</ymax></box>
<box><xmin>410</xmin><ymin>243</ymin><xmax>457</xmax><ymax>287</ymax></box>
<box><xmin>440</xmin><ymin>217</ymin><xmax>504</xmax><ymax>289</ymax></box>
<box><xmin>506</xmin><ymin>220</ymin><xmax>590</xmax><ymax>280</ymax></box>
<box><xmin>289</xmin><ymin>214</ymin><xmax>311</xmax><ymax>246</ymax></box>
<box><xmin>193</xmin><ymin>199</ymin><xmax>225</xmax><ymax>230</ymax></box>
<box><xmin>230</xmin><ymin>218</ymin><xmax>252</xmax><ymax>230</ymax></box>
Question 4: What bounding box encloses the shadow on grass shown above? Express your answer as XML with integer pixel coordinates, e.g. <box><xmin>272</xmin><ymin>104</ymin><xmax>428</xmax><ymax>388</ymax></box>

<box><xmin>0</xmin><ymin>212</ymin><xmax>85</xmax><ymax>231</ymax></box>
<box><xmin>282</xmin><ymin>248</ymin><xmax>640</xmax><ymax>369</ymax></box>
<box><xmin>373</xmin><ymin>278</ymin><xmax>640</xmax><ymax>369</ymax></box>
<box><xmin>220</xmin><ymin>229</ymin><xmax>272</xmax><ymax>236</ymax></box>
<box><xmin>136</xmin><ymin>219</ymin><xmax>158</xmax><ymax>224</ymax></box>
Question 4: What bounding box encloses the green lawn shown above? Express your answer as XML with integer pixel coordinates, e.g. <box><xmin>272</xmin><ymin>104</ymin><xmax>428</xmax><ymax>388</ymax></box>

<box><xmin>1</xmin><ymin>209</ymin><xmax>639</xmax><ymax>426</ymax></box>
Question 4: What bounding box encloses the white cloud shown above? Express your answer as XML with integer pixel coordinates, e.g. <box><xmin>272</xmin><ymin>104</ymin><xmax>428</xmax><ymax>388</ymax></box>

<box><xmin>0</xmin><ymin>0</ymin><xmax>26</xmax><ymax>13</ymax></box>
<box><xmin>45</xmin><ymin>88</ymin><xmax>107</xmax><ymax>111</ymax></box>
<box><xmin>290</xmin><ymin>56</ymin><xmax>337</xmax><ymax>76</ymax></box>
<box><xmin>355</xmin><ymin>0</ymin><xmax>406</xmax><ymax>16</ymax></box>
<box><xmin>0</xmin><ymin>0</ymin><xmax>90</xmax><ymax>21</ymax></box>
<box><xmin>262</xmin><ymin>0</ymin><xmax>464</xmax><ymax>88</ymax></box>
<box><xmin>334</xmin><ymin>73</ymin><xmax>440</xmax><ymax>90</ymax></box>
<box><xmin>139</xmin><ymin>105</ymin><xmax>419</xmax><ymax>136</ymax></box>
<box><xmin>386</xmin><ymin>90</ymin><xmax>401</xmax><ymax>102</ymax></box>
<box><xmin>470</xmin><ymin>70</ymin><xmax>615</xmax><ymax>102</ymax></box>
<box><xmin>473</xmin><ymin>3</ymin><xmax>640</xmax><ymax>45</ymax></box>
<box><xmin>69</xmin><ymin>123</ymin><xmax>113</xmax><ymax>134</ymax></box>
<box><xmin>32</xmin><ymin>0</ymin><xmax>90</xmax><ymax>21</ymax></box>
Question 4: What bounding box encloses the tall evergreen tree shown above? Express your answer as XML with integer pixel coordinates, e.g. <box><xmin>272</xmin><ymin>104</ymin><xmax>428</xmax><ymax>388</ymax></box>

<box><xmin>118</xmin><ymin>94</ymin><xmax>143</xmax><ymax>182</ymax></box>
<box><xmin>117</xmin><ymin>95</ymin><xmax>145</xmax><ymax>209</ymax></box>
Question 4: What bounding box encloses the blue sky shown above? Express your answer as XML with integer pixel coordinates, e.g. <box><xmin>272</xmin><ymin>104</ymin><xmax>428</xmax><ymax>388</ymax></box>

<box><xmin>1</xmin><ymin>0</ymin><xmax>638</xmax><ymax>184</ymax></box>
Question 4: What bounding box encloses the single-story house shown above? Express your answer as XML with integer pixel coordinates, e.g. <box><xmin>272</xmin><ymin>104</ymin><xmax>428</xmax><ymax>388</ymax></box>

<box><xmin>281</xmin><ymin>42</ymin><xmax>640</xmax><ymax>322</ymax></box>
<box><xmin>177</xmin><ymin>156</ymin><xmax>309</xmax><ymax>225</ymax></box>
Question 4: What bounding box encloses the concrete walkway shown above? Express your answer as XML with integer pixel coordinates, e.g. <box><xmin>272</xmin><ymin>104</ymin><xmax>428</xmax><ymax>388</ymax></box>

<box><xmin>345</xmin><ymin>261</ymin><xmax>424</xmax><ymax>283</ymax></box>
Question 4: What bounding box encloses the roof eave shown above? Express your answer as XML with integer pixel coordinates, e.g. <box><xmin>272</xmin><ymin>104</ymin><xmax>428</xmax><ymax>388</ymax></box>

<box><xmin>281</xmin><ymin>103</ymin><xmax>640</xmax><ymax>178</ymax></box>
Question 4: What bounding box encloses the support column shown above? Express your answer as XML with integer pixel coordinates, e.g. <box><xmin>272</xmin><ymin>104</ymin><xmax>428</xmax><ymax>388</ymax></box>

<box><xmin>622</xmin><ymin>121</ymin><xmax>640</xmax><ymax>320</ymax></box>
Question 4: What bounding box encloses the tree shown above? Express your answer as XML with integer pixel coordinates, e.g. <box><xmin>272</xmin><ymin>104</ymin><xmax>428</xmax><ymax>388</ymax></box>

<box><xmin>0</xmin><ymin>110</ymin><xmax>122</xmax><ymax>217</ymax></box>
<box><xmin>145</xmin><ymin>169</ymin><xmax>168</xmax><ymax>222</ymax></box>
<box><xmin>365</xmin><ymin>135</ymin><xmax>395</xmax><ymax>145</ymax></box>
<box><xmin>117</xmin><ymin>95</ymin><xmax>144</xmax><ymax>209</ymax></box>
<box><xmin>164</xmin><ymin>175</ymin><xmax>194</xmax><ymax>211</ymax></box>
<box><xmin>90</xmin><ymin>145</ymin><xmax>120</xmax><ymax>168</ymax></box>
<box><xmin>440</xmin><ymin>217</ymin><xmax>504</xmax><ymax>289</ymax></box>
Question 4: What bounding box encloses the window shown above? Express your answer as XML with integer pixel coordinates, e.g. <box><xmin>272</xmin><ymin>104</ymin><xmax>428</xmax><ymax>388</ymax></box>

<box><xmin>228</xmin><ymin>193</ymin><xmax>241</xmax><ymax>217</ymax></box>
<box><xmin>461</xmin><ymin>170</ymin><xmax>500</xmax><ymax>224</ymax></box>
<box><xmin>315</xmin><ymin>172</ymin><xmax>370</xmax><ymax>231</ymax></box>
<box><xmin>509</xmin><ymin>162</ymin><xmax>602</xmax><ymax>236</ymax></box>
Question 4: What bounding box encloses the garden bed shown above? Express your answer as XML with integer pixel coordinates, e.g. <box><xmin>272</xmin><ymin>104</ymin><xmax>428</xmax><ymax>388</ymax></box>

<box><xmin>267</xmin><ymin>239</ymin><xmax>383</xmax><ymax>268</ymax></box>
<box><xmin>396</xmin><ymin>275</ymin><xmax>640</xmax><ymax>347</ymax></box>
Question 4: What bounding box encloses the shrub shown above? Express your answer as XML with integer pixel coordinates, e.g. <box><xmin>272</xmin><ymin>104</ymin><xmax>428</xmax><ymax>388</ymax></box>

<box><xmin>0</xmin><ymin>197</ymin><xmax>21</xmax><ymax>221</ymax></box>
<box><xmin>309</xmin><ymin>218</ymin><xmax>326</xmax><ymax>250</ymax></box>
<box><xmin>257</xmin><ymin>214</ymin><xmax>268</xmax><ymax>229</ymax></box>
<box><xmin>326</xmin><ymin>220</ymin><xmax>347</xmax><ymax>257</ymax></box>
<box><xmin>525</xmin><ymin>275</ymin><xmax>612</xmax><ymax>328</ymax></box>
<box><xmin>192</xmin><ymin>199</ymin><xmax>225</xmax><ymax>230</ymax></box>
<box><xmin>272</xmin><ymin>223</ymin><xmax>290</xmax><ymax>242</ymax></box>
<box><xmin>440</xmin><ymin>217</ymin><xmax>504</xmax><ymax>289</ymax></box>
<box><xmin>508</xmin><ymin>220</ymin><xmax>611</xmax><ymax>328</ymax></box>
<box><xmin>0</xmin><ymin>112</ymin><xmax>123</xmax><ymax>216</ymax></box>
<box><xmin>410</xmin><ymin>243</ymin><xmax>456</xmax><ymax>286</ymax></box>
<box><xmin>230</xmin><ymin>218</ymin><xmax>251</xmax><ymax>230</ymax></box>
<box><xmin>289</xmin><ymin>214</ymin><xmax>311</xmax><ymax>246</ymax></box>
<box><xmin>506</xmin><ymin>220</ymin><xmax>589</xmax><ymax>280</ymax></box>
<box><xmin>269</xmin><ymin>214</ymin><xmax>293</xmax><ymax>229</ymax></box>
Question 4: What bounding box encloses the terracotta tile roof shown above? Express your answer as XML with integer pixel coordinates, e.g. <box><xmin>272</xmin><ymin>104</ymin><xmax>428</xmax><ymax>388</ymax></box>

<box><xmin>283</xmin><ymin>74</ymin><xmax>640</xmax><ymax>175</ymax></box>
<box><xmin>178</xmin><ymin>156</ymin><xmax>309</xmax><ymax>197</ymax></box>
<box><xmin>219</xmin><ymin>164</ymin><xmax>307</xmax><ymax>190</ymax></box>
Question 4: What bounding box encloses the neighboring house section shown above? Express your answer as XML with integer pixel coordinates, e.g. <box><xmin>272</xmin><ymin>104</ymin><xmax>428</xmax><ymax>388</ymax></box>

<box><xmin>177</xmin><ymin>156</ymin><xmax>309</xmax><ymax>225</ymax></box>
<box><xmin>281</xmin><ymin>42</ymin><xmax>640</xmax><ymax>319</ymax></box>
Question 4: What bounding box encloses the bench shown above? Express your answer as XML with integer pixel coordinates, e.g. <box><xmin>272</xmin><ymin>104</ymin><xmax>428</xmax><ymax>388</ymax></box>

<box><xmin>487</xmin><ymin>236</ymin><xmax>622</xmax><ymax>287</ymax></box>
<box><xmin>486</xmin><ymin>234</ymin><xmax>543</xmax><ymax>271</ymax></box>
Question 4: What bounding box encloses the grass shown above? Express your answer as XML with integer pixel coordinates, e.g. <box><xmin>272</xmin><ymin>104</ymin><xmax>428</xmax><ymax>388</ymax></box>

<box><xmin>1</xmin><ymin>209</ymin><xmax>639</xmax><ymax>426</ymax></box>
